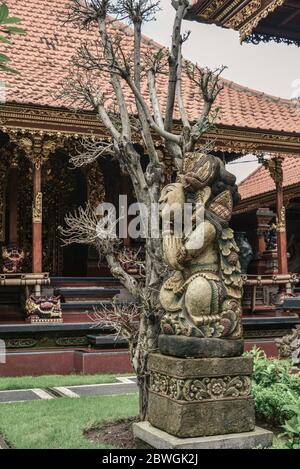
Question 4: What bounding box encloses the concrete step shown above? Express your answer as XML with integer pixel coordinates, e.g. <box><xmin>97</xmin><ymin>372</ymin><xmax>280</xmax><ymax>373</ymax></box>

<box><xmin>54</xmin><ymin>287</ymin><xmax>120</xmax><ymax>301</ymax></box>
<box><xmin>61</xmin><ymin>299</ymin><xmax>133</xmax><ymax>312</ymax></box>
<box><xmin>86</xmin><ymin>334</ymin><xmax>128</xmax><ymax>348</ymax></box>
<box><xmin>282</xmin><ymin>297</ymin><xmax>300</xmax><ymax>309</ymax></box>
<box><xmin>51</xmin><ymin>277</ymin><xmax>120</xmax><ymax>288</ymax></box>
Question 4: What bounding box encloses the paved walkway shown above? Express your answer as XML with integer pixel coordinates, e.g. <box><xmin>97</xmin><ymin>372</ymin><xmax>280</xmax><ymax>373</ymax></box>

<box><xmin>0</xmin><ymin>376</ymin><xmax>138</xmax><ymax>404</ymax></box>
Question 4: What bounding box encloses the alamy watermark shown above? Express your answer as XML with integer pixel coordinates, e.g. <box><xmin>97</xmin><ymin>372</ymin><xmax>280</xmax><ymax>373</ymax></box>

<box><xmin>0</xmin><ymin>80</ymin><xmax>6</xmax><ymax>104</ymax></box>
<box><xmin>0</xmin><ymin>340</ymin><xmax>6</xmax><ymax>364</ymax></box>
<box><xmin>95</xmin><ymin>196</ymin><xmax>205</xmax><ymax>250</ymax></box>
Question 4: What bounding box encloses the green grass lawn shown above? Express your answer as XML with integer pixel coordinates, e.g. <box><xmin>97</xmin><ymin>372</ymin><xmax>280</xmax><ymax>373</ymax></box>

<box><xmin>0</xmin><ymin>394</ymin><xmax>139</xmax><ymax>449</ymax></box>
<box><xmin>0</xmin><ymin>373</ymin><xmax>133</xmax><ymax>391</ymax></box>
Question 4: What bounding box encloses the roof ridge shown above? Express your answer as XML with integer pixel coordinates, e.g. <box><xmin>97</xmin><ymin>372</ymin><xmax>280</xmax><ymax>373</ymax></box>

<box><xmin>110</xmin><ymin>16</ymin><xmax>300</xmax><ymax>110</ymax></box>
<box><xmin>2</xmin><ymin>0</ymin><xmax>300</xmax><ymax>135</ymax></box>
<box><xmin>222</xmin><ymin>77</ymin><xmax>300</xmax><ymax>110</ymax></box>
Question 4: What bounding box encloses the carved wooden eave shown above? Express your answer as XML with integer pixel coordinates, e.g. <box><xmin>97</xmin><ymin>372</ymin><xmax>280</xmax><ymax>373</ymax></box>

<box><xmin>0</xmin><ymin>104</ymin><xmax>108</xmax><ymax>140</ymax></box>
<box><xmin>1</xmin><ymin>104</ymin><xmax>300</xmax><ymax>161</ymax></box>
<box><xmin>234</xmin><ymin>183</ymin><xmax>300</xmax><ymax>215</ymax></box>
<box><xmin>186</xmin><ymin>0</ymin><xmax>300</xmax><ymax>46</ymax></box>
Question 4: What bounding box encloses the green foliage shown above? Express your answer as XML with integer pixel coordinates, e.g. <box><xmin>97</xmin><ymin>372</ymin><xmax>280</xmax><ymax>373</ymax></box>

<box><xmin>0</xmin><ymin>2</ymin><xmax>25</xmax><ymax>74</ymax></box>
<box><xmin>245</xmin><ymin>346</ymin><xmax>300</xmax><ymax>393</ymax></box>
<box><xmin>252</xmin><ymin>382</ymin><xmax>294</xmax><ymax>425</ymax></box>
<box><xmin>245</xmin><ymin>347</ymin><xmax>300</xmax><ymax>449</ymax></box>
<box><xmin>280</xmin><ymin>392</ymin><xmax>300</xmax><ymax>449</ymax></box>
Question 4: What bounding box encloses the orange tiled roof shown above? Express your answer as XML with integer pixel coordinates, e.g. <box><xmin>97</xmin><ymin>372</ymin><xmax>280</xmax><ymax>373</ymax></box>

<box><xmin>1</xmin><ymin>0</ymin><xmax>300</xmax><ymax>135</ymax></box>
<box><xmin>239</xmin><ymin>156</ymin><xmax>300</xmax><ymax>201</ymax></box>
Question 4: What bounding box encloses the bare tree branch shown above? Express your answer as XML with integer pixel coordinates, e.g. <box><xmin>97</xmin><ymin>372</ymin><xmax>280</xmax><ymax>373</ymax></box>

<box><xmin>69</xmin><ymin>138</ymin><xmax>114</xmax><ymax>167</ymax></box>
<box><xmin>147</xmin><ymin>68</ymin><xmax>164</xmax><ymax>129</ymax></box>
<box><xmin>63</xmin><ymin>0</ymin><xmax>225</xmax><ymax>421</ymax></box>
<box><xmin>176</xmin><ymin>42</ymin><xmax>190</xmax><ymax>132</ymax></box>
<box><xmin>164</xmin><ymin>0</ymin><xmax>190</xmax><ymax>132</ymax></box>
<box><xmin>97</xmin><ymin>13</ymin><xmax>132</xmax><ymax>140</ymax></box>
<box><xmin>91</xmin><ymin>299</ymin><xmax>140</xmax><ymax>359</ymax></box>
<box><xmin>185</xmin><ymin>64</ymin><xmax>226</xmax><ymax>151</ymax></box>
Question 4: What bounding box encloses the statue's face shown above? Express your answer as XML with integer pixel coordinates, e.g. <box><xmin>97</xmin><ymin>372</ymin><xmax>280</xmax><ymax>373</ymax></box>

<box><xmin>159</xmin><ymin>183</ymin><xmax>185</xmax><ymax>220</ymax></box>
<box><xmin>182</xmin><ymin>153</ymin><xmax>220</xmax><ymax>192</ymax></box>
<box><xmin>2</xmin><ymin>247</ymin><xmax>24</xmax><ymax>260</ymax></box>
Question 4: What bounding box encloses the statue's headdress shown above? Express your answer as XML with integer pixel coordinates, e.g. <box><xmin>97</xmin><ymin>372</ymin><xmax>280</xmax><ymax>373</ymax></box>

<box><xmin>179</xmin><ymin>153</ymin><xmax>220</xmax><ymax>192</ymax></box>
<box><xmin>208</xmin><ymin>190</ymin><xmax>233</xmax><ymax>223</ymax></box>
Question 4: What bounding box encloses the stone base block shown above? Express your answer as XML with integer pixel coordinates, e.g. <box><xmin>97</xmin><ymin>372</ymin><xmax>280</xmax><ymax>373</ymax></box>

<box><xmin>159</xmin><ymin>335</ymin><xmax>244</xmax><ymax>358</ymax></box>
<box><xmin>133</xmin><ymin>422</ymin><xmax>273</xmax><ymax>449</ymax></box>
<box><xmin>148</xmin><ymin>392</ymin><xmax>255</xmax><ymax>438</ymax></box>
<box><xmin>148</xmin><ymin>353</ymin><xmax>255</xmax><ymax>438</ymax></box>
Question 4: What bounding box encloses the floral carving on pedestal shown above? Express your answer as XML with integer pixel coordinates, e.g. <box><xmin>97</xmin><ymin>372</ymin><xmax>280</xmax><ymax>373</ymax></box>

<box><xmin>150</xmin><ymin>371</ymin><xmax>251</xmax><ymax>402</ymax></box>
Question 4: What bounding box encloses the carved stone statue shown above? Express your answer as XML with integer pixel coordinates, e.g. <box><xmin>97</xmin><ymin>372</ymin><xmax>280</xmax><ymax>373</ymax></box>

<box><xmin>159</xmin><ymin>153</ymin><xmax>243</xmax><ymax>355</ymax></box>
<box><xmin>276</xmin><ymin>327</ymin><xmax>300</xmax><ymax>366</ymax></box>
<box><xmin>2</xmin><ymin>246</ymin><xmax>25</xmax><ymax>274</ymax></box>
<box><xmin>140</xmin><ymin>153</ymin><xmax>270</xmax><ymax>445</ymax></box>
<box><xmin>235</xmin><ymin>232</ymin><xmax>253</xmax><ymax>274</ymax></box>
<box><xmin>264</xmin><ymin>219</ymin><xmax>278</xmax><ymax>251</ymax></box>
<box><xmin>26</xmin><ymin>295</ymin><xmax>62</xmax><ymax>322</ymax></box>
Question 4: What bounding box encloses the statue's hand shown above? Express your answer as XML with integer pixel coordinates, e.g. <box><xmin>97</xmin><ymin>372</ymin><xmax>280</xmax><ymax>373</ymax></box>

<box><xmin>162</xmin><ymin>235</ymin><xmax>184</xmax><ymax>271</ymax></box>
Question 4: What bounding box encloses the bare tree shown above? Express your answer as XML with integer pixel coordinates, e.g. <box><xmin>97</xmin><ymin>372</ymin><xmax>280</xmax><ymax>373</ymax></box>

<box><xmin>61</xmin><ymin>0</ymin><xmax>224</xmax><ymax>420</ymax></box>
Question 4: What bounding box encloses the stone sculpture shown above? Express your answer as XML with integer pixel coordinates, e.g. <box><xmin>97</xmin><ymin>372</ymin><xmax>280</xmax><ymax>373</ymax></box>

<box><xmin>276</xmin><ymin>327</ymin><xmax>300</xmax><ymax>366</ymax></box>
<box><xmin>135</xmin><ymin>152</ymin><xmax>273</xmax><ymax>447</ymax></box>
<box><xmin>264</xmin><ymin>219</ymin><xmax>278</xmax><ymax>251</ymax></box>
<box><xmin>2</xmin><ymin>246</ymin><xmax>25</xmax><ymax>273</ymax></box>
<box><xmin>158</xmin><ymin>152</ymin><xmax>243</xmax><ymax>356</ymax></box>
<box><xmin>235</xmin><ymin>232</ymin><xmax>253</xmax><ymax>274</ymax></box>
<box><xmin>26</xmin><ymin>295</ymin><xmax>62</xmax><ymax>322</ymax></box>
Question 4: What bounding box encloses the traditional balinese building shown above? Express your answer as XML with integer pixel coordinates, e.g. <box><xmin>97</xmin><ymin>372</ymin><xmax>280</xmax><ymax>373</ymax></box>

<box><xmin>186</xmin><ymin>0</ymin><xmax>300</xmax><ymax>46</ymax></box>
<box><xmin>233</xmin><ymin>157</ymin><xmax>300</xmax><ymax>307</ymax></box>
<box><xmin>186</xmin><ymin>0</ymin><xmax>300</xmax><ymax>355</ymax></box>
<box><xmin>0</xmin><ymin>0</ymin><xmax>300</xmax><ymax>375</ymax></box>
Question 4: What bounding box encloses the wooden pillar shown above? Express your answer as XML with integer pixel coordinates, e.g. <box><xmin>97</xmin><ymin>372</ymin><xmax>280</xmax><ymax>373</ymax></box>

<box><xmin>32</xmin><ymin>163</ymin><xmax>43</xmax><ymax>274</ymax></box>
<box><xmin>8</xmin><ymin>167</ymin><xmax>18</xmax><ymax>245</ymax></box>
<box><xmin>276</xmin><ymin>181</ymin><xmax>288</xmax><ymax>275</ymax></box>
<box><xmin>7</xmin><ymin>132</ymin><xmax>61</xmax><ymax>290</ymax></box>
<box><xmin>255</xmin><ymin>208</ymin><xmax>274</xmax><ymax>254</ymax></box>
<box><xmin>261</xmin><ymin>156</ymin><xmax>288</xmax><ymax>276</ymax></box>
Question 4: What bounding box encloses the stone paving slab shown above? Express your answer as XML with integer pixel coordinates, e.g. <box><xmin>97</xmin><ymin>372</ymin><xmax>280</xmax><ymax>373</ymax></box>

<box><xmin>0</xmin><ymin>389</ymin><xmax>41</xmax><ymax>403</ymax></box>
<box><xmin>117</xmin><ymin>376</ymin><xmax>137</xmax><ymax>384</ymax></box>
<box><xmin>66</xmin><ymin>382</ymin><xmax>138</xmax><ymax>397</ymax></box>
<box><xmin>0</xmin><ymin>379</ymin><xmax>138</xmax><ymax>404</ymax></box>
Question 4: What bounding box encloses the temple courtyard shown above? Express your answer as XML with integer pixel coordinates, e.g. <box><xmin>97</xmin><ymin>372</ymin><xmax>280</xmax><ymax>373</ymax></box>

<box><xmin>0</xmin><ymin>0</ymin><xmax>300</xmax><ymax>454</ymax></box>
<box><xmin>0</xmin><ymin>350</ymin><xmax>299</xmax><ymax>449</ymax></box>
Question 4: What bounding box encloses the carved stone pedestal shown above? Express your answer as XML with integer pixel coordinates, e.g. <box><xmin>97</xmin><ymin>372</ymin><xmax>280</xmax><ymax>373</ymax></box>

<box><xmin>147</xmin><ymin>353</ymin><xmax>256</xmax><ymax>439</ymax></box>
